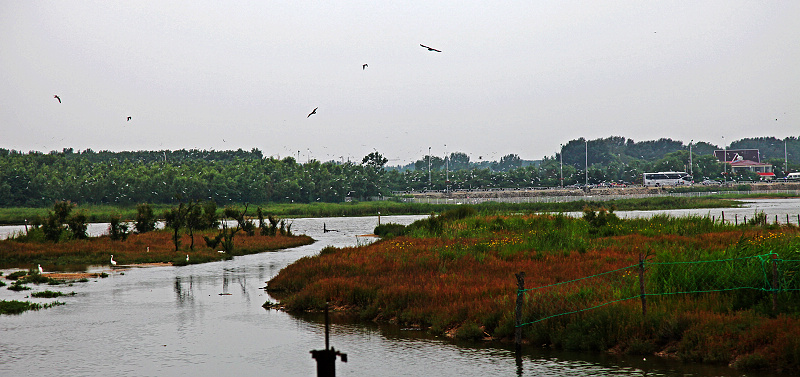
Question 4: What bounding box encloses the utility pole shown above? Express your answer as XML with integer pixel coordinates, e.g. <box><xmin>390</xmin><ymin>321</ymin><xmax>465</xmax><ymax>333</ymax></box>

<box><xmin>428</xmin><ymin>146</ymin><xmax>432</xmax><ymax>189</ymax></box>
<box><xmin>722</xmin><ymin>136</ymin><xmax>726</xmax><ymax>184</ymax></box>
<box><xmin>786</xmin><ymin>138</ymin><xmax>789</xmax><ymax>175</ymax></box>
<box><xmin>585</xmin><ymin>139</ymin><xmax>588</xmax><ymax>187</ymax></box>
<box><xmin>559</xmin><ymin>144</ymin><xmax>564</xmax><ymax>188</ymax></box>
<box><xmin>445</xmin><ymin>144</ymin><xmax>449</xmax><ymax>193</ymax></box>
<box><xmin>689</xmin><ymin>140</ymin><xmax>693</xmax><ymax>179</ymax></box>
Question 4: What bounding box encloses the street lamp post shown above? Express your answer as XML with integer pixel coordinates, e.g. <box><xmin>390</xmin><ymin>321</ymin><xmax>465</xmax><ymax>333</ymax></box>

<box><xmin>689</xmin><ymin>139</ymin><xmax>693</xmax><ymax>179</ymax></box>
<box><xmin>585</xmin><ymin>139</ymin><xmax>588</xmax><ymax>187</ymax></box>
<box><xmin>559</xmin><ymin>144</ymin><xmax>564</xmax><ymax>188</ymax></box>
<box><xmin>445</xmin><ymin>144</ymin><xmax>449</xmax><ymax>193</ymax></box>
<box><xmin>722</xmin><ymin>136</ymin><xmax>726</xmax><ymax>184</ymax></box>
<box><xmin>428</xmin><ymin>146</ymin><xmax>432</xmax><ymax>189</ymax></box>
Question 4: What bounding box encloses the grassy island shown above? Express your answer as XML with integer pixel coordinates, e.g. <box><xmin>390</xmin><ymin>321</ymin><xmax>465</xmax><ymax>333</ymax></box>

<box><xmin>1</xmin><ymin>230</ymin><xmax>313</xmax><ymax>267</ymax></box>
<box><xmin>268</xmin><ymin>206</ymin><xmax>800</xmax><ymax>373</ymax></box>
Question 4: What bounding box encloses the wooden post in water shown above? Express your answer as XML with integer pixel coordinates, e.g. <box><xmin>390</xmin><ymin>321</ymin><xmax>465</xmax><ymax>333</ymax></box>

<box><xmin>639</xmin><ymin>254</ymin><xmax>647</xmax><ymax>317</ymax></box>
<box><xmin>735</xmin><ymin>214</ymin><xmax>738</xmax><ymax>226</ymax></box>
<box><xmin>514</xmin><ymin>272</ymin><xmax>526</xmax><ymax>349</ymax></box>
<box><xmin>721</xmin><ymin>211</ymin><xmax>725</xmax><ymax>224</ymax></box>
<box><xmin>772</xmin><ymin>254</ymin><xmax>778</xmax><ymax>314</ymax></box>
<box><xmin>310</xmin><ymin>302</ymin><xmax>347</xmax><ymax>377</ymax></box>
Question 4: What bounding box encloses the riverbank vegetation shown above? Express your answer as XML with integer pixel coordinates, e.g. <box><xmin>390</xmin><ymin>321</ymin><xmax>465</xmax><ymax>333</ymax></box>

<box><xmin>1</xmin><ymin>229</ymin><xmax>312</xmax><ymax>268</ymax></box>
<box><xmin>0</xmin><ymin>300</ymin><xmax>65</xmax><ymax>314</ymax></box>
<box><xmin>268</xmin><ymin>206</ymin><xmax>800</xmax><ymax>372</ymax></box>
<box><xmin>0</xmin><ymin>196</ymin><xmax>744</xmax><ymax>225</ymax></box>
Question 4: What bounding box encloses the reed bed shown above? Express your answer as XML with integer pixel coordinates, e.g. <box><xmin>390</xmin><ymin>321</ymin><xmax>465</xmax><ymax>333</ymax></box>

<box><xmin>268</xmin><ymin>210</ymin><xmax>800</xmax><ymax>372</ymax></box>
<box><xmin>0</xmin><ymin>230</ymin><xmax>312</xmax><ymax>267</ymax></box>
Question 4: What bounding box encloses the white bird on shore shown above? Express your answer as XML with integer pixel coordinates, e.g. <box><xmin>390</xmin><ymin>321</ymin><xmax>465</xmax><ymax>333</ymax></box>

<box><xmin>186</xmin><ymin>254</ymin><xmax>189</xmax><ymax>262</ymax></box>
<box><xmin>110</xmin><ymin>255</ymin><xmax>117</xmax><ymax>266</ymax></box>
<box><xmin>38</xmin><ymin>264</ymin><xmax>43</xmax><ymax>274</ymax></box>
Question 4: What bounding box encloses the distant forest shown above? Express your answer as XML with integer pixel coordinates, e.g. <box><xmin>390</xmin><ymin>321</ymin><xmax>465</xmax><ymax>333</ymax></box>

<box><xmin>1</xmin><ymin>136</ymin><xmax>798</xmax><ymax>207</ymax></box>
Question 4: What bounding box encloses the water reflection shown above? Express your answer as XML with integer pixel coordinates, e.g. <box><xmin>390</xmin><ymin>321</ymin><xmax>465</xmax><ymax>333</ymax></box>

<box><xmin>174</xmin><ymin>276</ymin><xmax>194</xmax><ymax>306</ymax></box>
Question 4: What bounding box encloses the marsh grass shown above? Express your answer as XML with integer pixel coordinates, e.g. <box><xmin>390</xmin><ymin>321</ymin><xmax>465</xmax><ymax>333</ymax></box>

<box><xmin>0</xmin><ymin>196</ymin><xmax>744</xmax><ymax>225</ymax></box>
<box><xmin>31</xmin><ymin>290</ymin><xmax>76</xmax><ymax>298</ymax></box>
<box><xmin>0</xmin><ymin>229</ymin><xmax>313</xmax><ymax>267</ymax></box>
<box><xmin>269</xmin><ymin>209</ymin><xmax>800</xmax><ymax>371</ymax></box>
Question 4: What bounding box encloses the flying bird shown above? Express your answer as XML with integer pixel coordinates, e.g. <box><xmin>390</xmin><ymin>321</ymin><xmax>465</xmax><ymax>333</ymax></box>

<box><xmin>362</xmin><ymin>64</ymin><xmax>368</xmax><ymax>70</ymax></box>
<box><xmin>307</xmin><ymin>107</ymin><xmax>318</xmax><ymax>118</ymax></box>
<box><xmin>127</xmin><ymin>116</ymin><xmax>132</xmax><ymax>121</ymax></box>
<box><xmin>53</xmin><ymin>95</ymin><xmax>61</xmax><ymax>103</ymax></box>
<box><xmin>420</xmin><ymin>44</ymin><xmax>441</xmax><ymax>52</ymax></box>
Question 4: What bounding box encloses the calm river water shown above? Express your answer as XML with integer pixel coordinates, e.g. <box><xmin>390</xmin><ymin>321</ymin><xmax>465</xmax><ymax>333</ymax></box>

<box><xmin>1</xmin><ymin>202</ymin><xmax>798</xmax><ymax>376</ymax></box>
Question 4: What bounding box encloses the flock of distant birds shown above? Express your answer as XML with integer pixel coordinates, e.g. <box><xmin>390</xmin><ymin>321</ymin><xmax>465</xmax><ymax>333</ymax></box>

<box><xmin>53</xmin><ymin>43</ymin><xmax>442</xmax><ymax>123</ymax></box>
<box><xmin>39</xmin><ymin>45</ymin><xmax>441</xmax><ymax>274</ymax></box>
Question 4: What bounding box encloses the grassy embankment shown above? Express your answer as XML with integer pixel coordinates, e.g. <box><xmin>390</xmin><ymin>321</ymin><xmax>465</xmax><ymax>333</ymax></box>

<box><xmin>0</xmin><ymin>196</ymin><xmax>744</xmax><ymax>225</ymax></box>
<box><xmin>268</xmin><ymin>207</ymin><xmax>800</xmax><ymax>372</ymax></box>
<box><xmin>0</xmin><ymin>229</ymin><xmax>313</xmax><ymax>268</ymax></box>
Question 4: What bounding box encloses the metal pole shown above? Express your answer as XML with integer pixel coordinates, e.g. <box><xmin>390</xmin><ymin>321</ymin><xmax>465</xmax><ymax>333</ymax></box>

<box><xmin>445</xmin><ymin>144</ymin><xmax>449</xmax><ymax>193</ymax></box>
<box><xmin>428</xmin><ymin>146</ymin><xmax>432</xmax><ymax>188</ymax></box>
<box><xmin>585</xmin><ymin>139</ymin><xmax>588</xmax><ymax>187</ymax></box>
<box><xmin>722</xmin><ymin>136</ymin><xmax>726</xmax><ymax>184</ymax></box>
<box><xmin>689</xmin><ymin>140</ymin><xmax>693</xmax><ymax>178</ymax></box>
<box><xmin>559</xmin><ymin>144</ymin><xmax>563</xmax><ymax>188</ymax></box>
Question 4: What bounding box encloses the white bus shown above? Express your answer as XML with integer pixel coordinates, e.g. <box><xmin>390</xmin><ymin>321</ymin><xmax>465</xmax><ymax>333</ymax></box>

<box><xmin>787</xmin><ymin>172</ymin><xmax>800</xmax><ymax>181</ymax></box>
<box><xmin>643</xmin><ymin>172</ymin><xmax>693</xmax><ymax>187</ymax></box>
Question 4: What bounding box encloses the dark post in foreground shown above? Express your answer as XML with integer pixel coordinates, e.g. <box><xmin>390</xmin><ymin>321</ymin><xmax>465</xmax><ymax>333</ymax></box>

<box><xmin>310</xmin><ymin>302</ymin><xmax>347</xmax><ymax>377</ymax></box>
<box><xmin>639</xmin><ymin>254</ymin><xmax>647</xmax><ymax>317</ymax></box>
<box><xmin>514</xmin><ymin>272</ymin><xmax>526</xmax><ymax>349</ymax></box>
<box><xmin>772</xmin><ymin>253</ymin><xmax>779</xmax><ymax>314</ymax></box>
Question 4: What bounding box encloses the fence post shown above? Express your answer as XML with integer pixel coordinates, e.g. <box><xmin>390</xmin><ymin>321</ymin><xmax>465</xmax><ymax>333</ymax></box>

<box><xmin>735</xmin><ymin>214</ymin><xmax>738</xmax><ymax>226</ymax></box>
<box><xmin>772</xmin><ymin>254</ymin><xmax>778</xmax><ymax>314</ymax></box>
<box><xmin>514</xmin><ymin>272</ymin><xmax>526</xmax><ymax>349</ymax></box>
<box><xmin>721</xmin><ymin>211</ymin><xmax>725</xmax><ymax>224</ymax></box>
<box><xmin>639</xmin><ymin>254</ymin><xmax>647</xmax><ymax>317</ymax></box>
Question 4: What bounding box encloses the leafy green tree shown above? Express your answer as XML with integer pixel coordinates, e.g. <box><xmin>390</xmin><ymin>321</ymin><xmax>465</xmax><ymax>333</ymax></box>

<box><xmin>66</xmin><ymin>211</ymin><xmax>88</xmax><ymax>239</ymax></box>
<box><xmin>134</xmin><ymin>203</ymin><xmax>157</xmax><ymax>233</ymax></box>
<box><xmin>164</xmin><ymin>203</ymin><xmax>186</xmax><ymax>251</ymax></box>
<box><xmin>108</xmin><ymin>214</ymin><xmax>130</xmax><ymax>241</ymax></box>
<box><xmin>184</xmin><ymin>201</ymin><xmax>203</xmax><ymax>250</ymax></box>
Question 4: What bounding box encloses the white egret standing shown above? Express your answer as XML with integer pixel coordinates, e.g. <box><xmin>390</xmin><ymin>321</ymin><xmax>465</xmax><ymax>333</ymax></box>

<box><xmin>110</xmin><ymin>255</ymin><xmax>117</xmax><ymax>266</ymax></box>
<box><xmin>186</xmin><ymin>254</ymin><xmax>189</xmax><ymax>262</ymax></box>
<box><xmin>38</xmin><ymin>264</ymin><xmax>44</xmax><ymax>274</ymax></box>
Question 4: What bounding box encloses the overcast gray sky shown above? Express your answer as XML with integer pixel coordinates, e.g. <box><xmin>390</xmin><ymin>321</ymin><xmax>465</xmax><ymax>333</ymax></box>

<box><xmin>2</xmin><ymin>1</ymin><xmax>798</xmax><ymax>165</ymax></box>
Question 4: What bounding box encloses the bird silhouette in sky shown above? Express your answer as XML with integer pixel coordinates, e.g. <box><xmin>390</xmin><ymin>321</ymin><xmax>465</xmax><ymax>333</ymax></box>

<box><xmin>307</xmin><ymin>107</ymin><xmax>318</xmax><ymax>118</ymax></box>
<box><xmin>53</xmin><ymin>95</ymin><xmax>61</xmax><ymax>103</ymax></box>
<box><xmin>362</xmin><ymin>63</ymin><xmax>368</xmax><ymax>70</ymax></box>
<box><xmin>420</xmin><ymin>44</ymin><xmax>441</xmax><ymax>52</ymax></box>
<box><xmin>127</xmin><ymin>116</ymin><xmax>132</xmax><ymax>121</ymax></box>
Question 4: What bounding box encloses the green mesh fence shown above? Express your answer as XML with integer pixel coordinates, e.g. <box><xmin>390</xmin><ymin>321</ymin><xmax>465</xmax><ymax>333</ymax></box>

<box><xmin>517</xmin><ymin>253</ymin><xmax>800</xmax><ymax>327</ymax></box>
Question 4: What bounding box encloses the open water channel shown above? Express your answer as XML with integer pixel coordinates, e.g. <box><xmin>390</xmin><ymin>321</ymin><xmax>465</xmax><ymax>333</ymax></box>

<box><xmin>1</xmin><ymin>200</ymin><xmax>798</xmax><ymax>376</ymax></box>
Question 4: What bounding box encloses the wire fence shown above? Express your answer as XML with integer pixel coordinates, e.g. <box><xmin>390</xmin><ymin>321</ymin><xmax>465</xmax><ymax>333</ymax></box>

<box><xmin>515</xmin><ymin>253</ymin><xmax>800</xmax><ymax>331</ymax></box>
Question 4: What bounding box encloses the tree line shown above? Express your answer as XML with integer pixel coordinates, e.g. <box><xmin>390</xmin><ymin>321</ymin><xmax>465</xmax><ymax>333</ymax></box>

<box><xmin>1</xmin><ymin>136</ymin><xmax>798</xmax><ymax>207</ymax></box>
